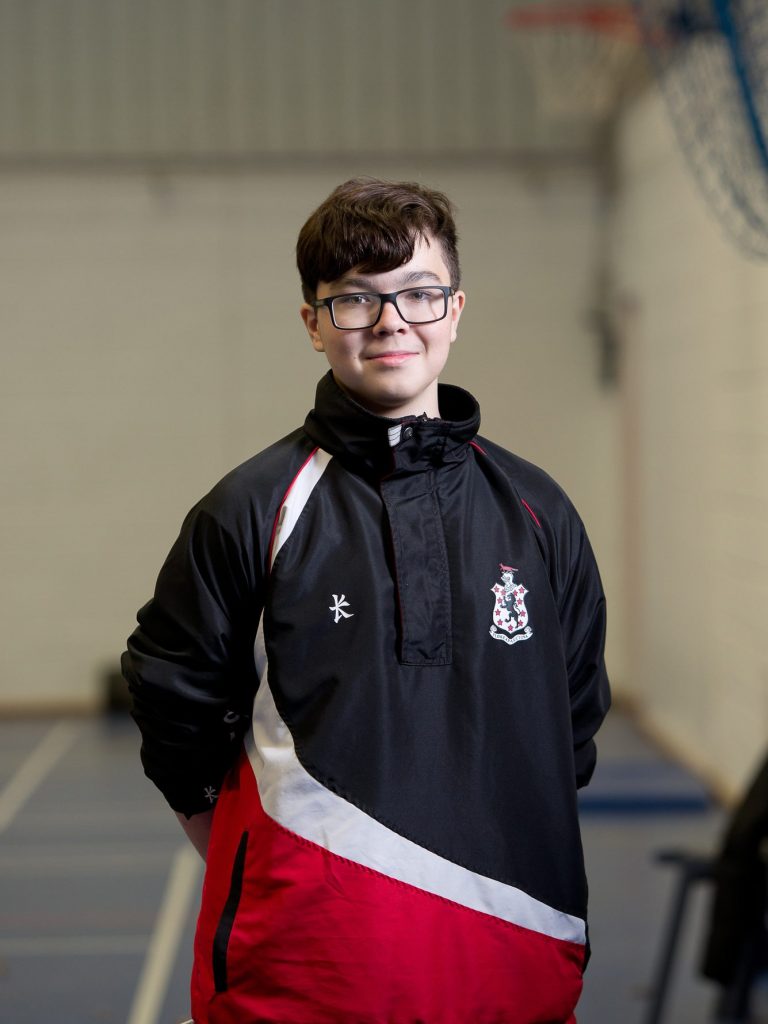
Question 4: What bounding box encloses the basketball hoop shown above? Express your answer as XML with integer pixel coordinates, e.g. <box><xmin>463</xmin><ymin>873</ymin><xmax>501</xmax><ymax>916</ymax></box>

<box><xmin>506</xmin><ymin>3</ymin><xmax>641</xmax><ymax>39</ymax></box>
<box><xmin>505</xmin><ymin>2</ymin><xmax>647</xmax><ymax>127</ymax></box>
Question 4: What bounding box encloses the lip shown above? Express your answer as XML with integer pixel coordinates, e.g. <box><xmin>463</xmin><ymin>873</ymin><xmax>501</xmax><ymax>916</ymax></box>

<box><xmin>366</xmin><ymin>351</ymin><xmax>418</xmax><ymax>365</ymax></box>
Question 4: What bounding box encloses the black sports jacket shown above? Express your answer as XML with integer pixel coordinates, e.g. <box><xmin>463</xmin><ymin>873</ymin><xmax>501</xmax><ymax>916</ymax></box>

<box><xmin>123</xmin><ymin>371</ymin><xmax>610</xmax><ymax>1024</ymax></box>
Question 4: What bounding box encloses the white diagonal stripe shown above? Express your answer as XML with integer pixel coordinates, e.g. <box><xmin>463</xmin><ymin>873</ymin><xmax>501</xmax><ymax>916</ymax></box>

<box><xmin>245</xmin><ymin>666</ymin><xmax>585</xmax><ymax>946</ymax></box>
<box><xmin>269</xmin><ymin>447</ymin><xmax>332</xmax><ymax>567</ymax></box>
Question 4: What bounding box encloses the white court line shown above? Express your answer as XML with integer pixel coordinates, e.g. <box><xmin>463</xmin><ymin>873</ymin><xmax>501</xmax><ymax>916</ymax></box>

<box><xmin>0</xmin><ymin>935</ymin><xmax>149</xmax><ymax>956</ymax></box>
<box><xmin>126</xmin><ymin>844</ymin><xmax>202</xmax><ymax>1024</ymax></box>
<box><xmin>0</xmin><ymin>721</ymin><xmax>80</xmax><ymax>833</ymax></box>
<box><xmin>0</xmin><ymin>849</ymin><xmax>176</xmax><ymax>875</ymax></box>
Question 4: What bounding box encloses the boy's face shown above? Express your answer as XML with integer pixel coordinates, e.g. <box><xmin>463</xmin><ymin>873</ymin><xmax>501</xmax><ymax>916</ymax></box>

<box><xmin>300</xmin><ymin>234</ymin><xmax>465</xmax><ymax>419</ymax></box>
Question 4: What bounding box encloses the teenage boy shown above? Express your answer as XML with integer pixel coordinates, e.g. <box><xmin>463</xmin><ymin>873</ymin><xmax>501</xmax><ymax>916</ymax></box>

<box><xmin>123</xmin><ymin>177</ymin><xmax>610</xmax><ymax>1024</ymax></box>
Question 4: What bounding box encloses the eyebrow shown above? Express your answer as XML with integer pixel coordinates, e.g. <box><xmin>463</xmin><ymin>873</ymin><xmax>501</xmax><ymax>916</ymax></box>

<box><xmin>334</xmin><ymin>269</ymin><xmax>443</xmax><ymax>291</ymax></box>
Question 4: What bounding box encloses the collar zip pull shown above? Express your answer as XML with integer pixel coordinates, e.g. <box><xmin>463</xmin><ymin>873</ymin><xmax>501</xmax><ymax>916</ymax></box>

<box><xmin>387</xmin><ymin>424</ymin><xmax>403</xmax><ymax>447</ymax></box>
<box><xmin>387</xmin><ymin>422</ymin><xmax>416</xmax><ymax>447</ymax></box>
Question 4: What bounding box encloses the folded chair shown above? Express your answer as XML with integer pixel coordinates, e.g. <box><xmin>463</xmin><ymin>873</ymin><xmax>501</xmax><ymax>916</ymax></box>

<box><xmin>644</xmin><ymin>751</ymin><xmax>768</xmax><ymax>1024</ymax></box>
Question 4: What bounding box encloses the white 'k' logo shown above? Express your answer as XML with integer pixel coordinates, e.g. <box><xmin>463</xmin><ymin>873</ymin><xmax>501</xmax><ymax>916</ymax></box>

<box><xmin>329</xmin><ymin>594</ymin><xmax>353</xmax><ymax>623</ymax></box>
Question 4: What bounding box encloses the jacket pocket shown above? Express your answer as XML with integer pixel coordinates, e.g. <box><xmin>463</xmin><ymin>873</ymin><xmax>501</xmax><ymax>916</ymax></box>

<box><xmin>212</xmin><ymin>830</ymin><xmax>249</xmax><ymax>993</ymax></box>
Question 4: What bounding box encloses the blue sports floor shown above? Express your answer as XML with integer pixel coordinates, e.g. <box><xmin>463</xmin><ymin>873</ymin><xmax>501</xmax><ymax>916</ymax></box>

<box><xmin>0</xmin><ymin>707</ymin><xmax>727</xmax><ymax>1024</ymax></box>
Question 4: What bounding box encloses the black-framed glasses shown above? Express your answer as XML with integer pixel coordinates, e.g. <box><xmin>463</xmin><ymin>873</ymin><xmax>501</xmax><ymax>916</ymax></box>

<box><xmin>311</xmin><ymin>285</ymin><xmax>455</xmax><ymax>330</ymax></box>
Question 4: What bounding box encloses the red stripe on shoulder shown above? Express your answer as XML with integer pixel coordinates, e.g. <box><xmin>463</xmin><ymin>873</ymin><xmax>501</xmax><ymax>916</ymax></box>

<box><xmin>521</xmin><ymin>498</ymin><xmax>542</xmax><ymax>529</ymax></box>
<box><xmin>470</xmin><ymin>442</ymin><xmax>543</xmax><ymax>529</ymax></box>
<box><xmin>266</xmin><ymin>447</ymin><xmax>320</xmax><ymax>573</ymax></box>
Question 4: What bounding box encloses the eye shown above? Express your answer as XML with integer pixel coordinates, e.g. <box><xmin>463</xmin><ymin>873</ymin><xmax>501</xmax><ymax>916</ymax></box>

<box><xmin>335</xmin><ymin>293</ymin><xmax>375</xmax><ymax>306</ymax></box>
<box><xmin>404</xmin><ymin>288</ymin><xmax>441</xmax><ymax>302</ymax></box>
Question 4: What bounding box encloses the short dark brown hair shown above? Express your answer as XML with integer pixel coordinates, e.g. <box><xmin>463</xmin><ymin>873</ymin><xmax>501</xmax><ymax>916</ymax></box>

<box><xmin>296</xmin><ymin>177</ymin><xmax>460</xmax><ymax>302</ymax></box>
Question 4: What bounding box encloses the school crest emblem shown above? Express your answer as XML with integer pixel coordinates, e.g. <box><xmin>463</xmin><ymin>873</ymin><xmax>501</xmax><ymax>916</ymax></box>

<box><xmin>490</xmin><ymin>564</ymin><xmax>533</xmax><ymax>645</ymax></box>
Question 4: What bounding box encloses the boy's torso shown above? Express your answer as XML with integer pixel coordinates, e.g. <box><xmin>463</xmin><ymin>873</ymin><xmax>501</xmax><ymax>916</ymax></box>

<box><xmin>179</xmin><ymin>377</ymin><xmax>606</xmax><ymax>1023</ymax></box>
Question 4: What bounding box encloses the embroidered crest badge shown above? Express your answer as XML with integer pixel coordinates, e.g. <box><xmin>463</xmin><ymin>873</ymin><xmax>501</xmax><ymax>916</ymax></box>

<box><xmin>490</xmin><ymin>563</ymin><xmax>533</xmax><ymax>645</ymax></box>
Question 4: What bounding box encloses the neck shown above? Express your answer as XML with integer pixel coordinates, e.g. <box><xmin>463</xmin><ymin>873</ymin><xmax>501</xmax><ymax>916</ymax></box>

<box><xmin>334</xmin><ymin>378</ymin><xmax>440</xmax><ymax>421</ymax></box>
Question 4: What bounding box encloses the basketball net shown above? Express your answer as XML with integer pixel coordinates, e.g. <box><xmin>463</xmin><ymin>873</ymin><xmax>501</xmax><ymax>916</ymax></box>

<box><xmin>505</xmin><ymin>2</ymin><xmax>645</xmax><ymax>126</ymax></box>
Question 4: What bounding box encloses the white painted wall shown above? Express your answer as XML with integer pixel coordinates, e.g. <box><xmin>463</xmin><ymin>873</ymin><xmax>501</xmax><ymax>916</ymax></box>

<box><xmin>0</xmin><ymin>164</ymin><xmax>619</xmax><ymax>709</ymax></box>
<box><xmin>612</xmin><ymin>88</ymin><xmax>768</xmax><ymax>798</ymax></box>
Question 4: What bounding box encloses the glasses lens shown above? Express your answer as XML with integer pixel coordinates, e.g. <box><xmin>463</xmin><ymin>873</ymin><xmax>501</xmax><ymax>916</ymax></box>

<box><xmin>396</xmin><ymin>287</ymin><xmax>447</xmax><ymax>323</ymax></box>
<box><xmin>329</xmin><ymin>287</ymin><xmax>449</xmax><ymax>328</ymax></box>
<box><xmin>331</xmin><ymin>293</ymin><xmax>381</xmax><ymax>329</ymax></box>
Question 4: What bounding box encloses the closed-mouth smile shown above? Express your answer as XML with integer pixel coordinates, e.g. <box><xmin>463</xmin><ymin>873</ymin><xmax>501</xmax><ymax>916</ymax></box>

<box><xmin>367</xmin><ymin>351</ymin><xmax>418</xmax><ymax>364</ymax></box>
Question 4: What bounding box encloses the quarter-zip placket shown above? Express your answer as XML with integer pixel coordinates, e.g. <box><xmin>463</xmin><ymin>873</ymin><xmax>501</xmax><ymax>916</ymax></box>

<box><xmin>380</xmin><ymin>423</ymin><xmax>453</xmax><ymax>667</ymax></box>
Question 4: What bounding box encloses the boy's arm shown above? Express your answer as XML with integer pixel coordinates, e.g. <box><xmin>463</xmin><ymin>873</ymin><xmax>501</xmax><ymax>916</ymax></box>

<box><xmin>176</xmin><ymin>809</ymin><xmax>214</xmax><ymax>861</ymax></box>
<box><xmin>558</xmin><ymin>514</ymin><xmax>611</xmax><ymax>789</ymax></box>
<box><xmin>123</xmin><ymin>500</ymin><xmax>263</xmax><ymax>822</ymax></box>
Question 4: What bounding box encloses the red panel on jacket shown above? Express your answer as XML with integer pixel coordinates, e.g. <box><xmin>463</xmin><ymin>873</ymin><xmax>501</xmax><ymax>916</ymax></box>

<box><xmin>191</xmin><ymin>751</ymin><xmax>584</xmax><ymax>1024</ymax></box>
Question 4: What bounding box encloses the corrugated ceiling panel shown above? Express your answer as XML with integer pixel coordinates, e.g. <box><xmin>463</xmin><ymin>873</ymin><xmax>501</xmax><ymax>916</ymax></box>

<box><xmin>0</xmin><ymin>0</ymin><xmax>581</xmax><ymax>159</ymax></box>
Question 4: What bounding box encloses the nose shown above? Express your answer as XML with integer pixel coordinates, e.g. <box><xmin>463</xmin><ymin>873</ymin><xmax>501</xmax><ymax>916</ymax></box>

<box><xmin>372</xmin><ymin>296</ymin><xmax>408</xmax><ymax>333</ymax></box>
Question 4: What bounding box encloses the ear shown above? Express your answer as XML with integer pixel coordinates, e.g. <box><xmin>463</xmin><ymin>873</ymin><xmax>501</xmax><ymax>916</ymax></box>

<box><xmin>449</xmin><ymin>290</ymin><xmax>466</xmax><ymax>344</ymax></box>
<box><xmin>300</xmin><ymin>303</ymin><xmax>326</xmax><ymax>353</ymax></box>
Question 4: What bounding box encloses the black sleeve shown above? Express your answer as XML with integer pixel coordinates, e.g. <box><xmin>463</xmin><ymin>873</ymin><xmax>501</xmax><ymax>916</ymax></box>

<box><xmin>557</xmin><ymin>509</ymin><xmax>611</xmax><ymax>789</ymax></box>
<box><xmin>122</xmin><ymin>502</ymin><xmax>264</xmax><ymax>817</ymax></box>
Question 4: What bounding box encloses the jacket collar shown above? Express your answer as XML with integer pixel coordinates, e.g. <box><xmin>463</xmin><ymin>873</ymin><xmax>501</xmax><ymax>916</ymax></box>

<box><xmin>303</xmin><ymin>371</ymin><xmax>481</xmax><ymax>476</ymax></box>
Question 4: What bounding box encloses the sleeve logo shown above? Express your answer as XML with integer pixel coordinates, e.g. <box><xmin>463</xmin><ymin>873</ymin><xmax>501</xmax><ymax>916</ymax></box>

<box><xmin>490</xmin><ymin>564</ymin><xmax>533</xmax><ymax>646</ymax></box>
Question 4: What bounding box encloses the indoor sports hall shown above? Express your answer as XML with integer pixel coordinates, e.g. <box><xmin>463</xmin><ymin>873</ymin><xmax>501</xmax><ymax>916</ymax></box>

<box><xmin>1</xmin><ymin>2</ymin><xmax>767</xmax><ymax>1022</ymax></box>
